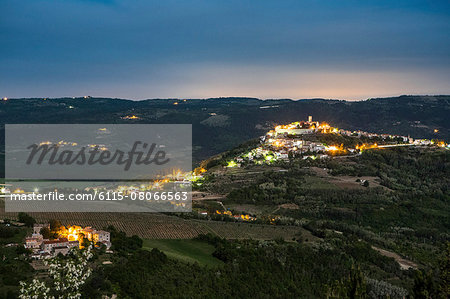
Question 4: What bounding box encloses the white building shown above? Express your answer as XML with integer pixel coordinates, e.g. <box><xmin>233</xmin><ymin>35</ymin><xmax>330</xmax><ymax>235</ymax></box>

<box><xmin>41</xmin><ymin>238</ymin><xmax>69</xmax><ymax>253</ymax></box>
<box><xmin>25</xmin><ymin>234</ymin><xmax>43</xmax><ymax>249</ymax></box>
<box><xmin>83</xmin><ymin>227</ymin><xmax>111</xmax><ymax>248</ymax></box>
<box><xmin>93</xmin><ymin>230</ymin><xmax>111</xmax><ymax>244</ymax></box>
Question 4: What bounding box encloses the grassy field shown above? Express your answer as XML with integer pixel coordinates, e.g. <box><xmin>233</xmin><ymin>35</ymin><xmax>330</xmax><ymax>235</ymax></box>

<box><xmin>142</xmin><ymin>239</ymin><xmax>222</xmax><ymax>267</ymax></box>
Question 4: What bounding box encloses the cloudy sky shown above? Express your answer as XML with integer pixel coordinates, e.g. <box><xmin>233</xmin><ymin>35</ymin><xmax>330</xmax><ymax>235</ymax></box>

<box><xmin>1</xmin><ymin>0</ymin><xmax>449</xmax><ymax>100</ymax></box>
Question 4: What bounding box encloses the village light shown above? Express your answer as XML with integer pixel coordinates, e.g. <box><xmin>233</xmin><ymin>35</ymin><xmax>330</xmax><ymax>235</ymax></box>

<box><xmin>326</xmin><ymin>146</ymin><xmax>339</xmax><ymax>151</ymax></box>
<box><xmin>122</xmin><ymin>115</ymin><xmax>139</xmax><ymax>120</ymax></box>
<box><xmin>227</xmin><ymin>160</ymin><xmax>237</xmax><ymax>167</ymax></box>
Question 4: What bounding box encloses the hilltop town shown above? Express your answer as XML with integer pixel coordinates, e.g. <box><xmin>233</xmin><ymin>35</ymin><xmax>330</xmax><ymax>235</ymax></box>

<box><xmin>225</xmin><ymin>116</ymin><xmax>448</xmax><ymax>167</ymax></box>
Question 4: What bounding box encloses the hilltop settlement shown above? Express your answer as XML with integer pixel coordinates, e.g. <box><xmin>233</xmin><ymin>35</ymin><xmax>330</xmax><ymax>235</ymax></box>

<box><xmin>225</xmin><ymin>116</ymin><xmax>448</xmax><ymax>167</ymax></box>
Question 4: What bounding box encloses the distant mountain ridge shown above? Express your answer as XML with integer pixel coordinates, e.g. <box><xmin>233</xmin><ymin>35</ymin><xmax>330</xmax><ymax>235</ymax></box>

<box><xmin>0</xmin><ymin>95</ymin><xmax>449</xmax><ymax>163</ymax></box>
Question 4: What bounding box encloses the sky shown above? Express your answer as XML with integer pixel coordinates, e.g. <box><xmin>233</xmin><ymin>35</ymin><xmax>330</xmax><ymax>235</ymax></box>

<box><xmin>1</xmin><ymin>0</ymin><xmax>450</xmax><ymax>100</ymax></box>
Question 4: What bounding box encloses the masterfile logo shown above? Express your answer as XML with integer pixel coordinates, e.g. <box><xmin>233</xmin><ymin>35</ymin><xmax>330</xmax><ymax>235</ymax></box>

<box><xmin>5</xmin><ymin>124</ymin><xmax>192</xmax><ymax>213</ymax></box>
<box><xmin>6</xmin><ymin>124</ymin><xmax>191</xmax><ymax>180</ymax></box>
<box><xmin>26</xmin><ymin>141</ymin><xmax>170</xmax><ymax>171</ymax></box>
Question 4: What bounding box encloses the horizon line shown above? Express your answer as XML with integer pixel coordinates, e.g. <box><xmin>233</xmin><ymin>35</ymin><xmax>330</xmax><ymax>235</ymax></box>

<box><xmin>3</xmin><ymin>94</ymin><xmax>449</xmax><ymax>103</ymax></box>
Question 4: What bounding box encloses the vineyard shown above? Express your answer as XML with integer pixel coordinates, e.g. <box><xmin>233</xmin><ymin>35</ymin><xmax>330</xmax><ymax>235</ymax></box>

<box><xmin>0</xmin><ymin>206</ymin><xmax>303</xmax><ymax>240</ymax></box>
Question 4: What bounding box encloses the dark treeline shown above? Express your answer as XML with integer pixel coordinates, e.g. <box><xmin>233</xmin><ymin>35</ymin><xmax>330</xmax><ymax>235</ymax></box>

<box><xmin>79</xmin><ymin>233</ymin><xmax>449</xmax><ymax>298</ymax></box>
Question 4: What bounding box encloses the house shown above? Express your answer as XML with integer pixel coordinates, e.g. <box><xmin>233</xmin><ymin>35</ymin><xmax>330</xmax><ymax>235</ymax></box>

<box><xmin>310</xmin><ymin>143</ymin><xmax>326</xmax><ymax>152</ymax></box>
<box><xmin>83</xmin><ymin>227</ymin><xmax>111</xmax><ymax>248</ymax></box>
<box><xmin>275</xmin><ymin>152</ymin><xmax>289</xmax><ymax>160</ymax></box>
<box><xmin>25</xmin><ymin>234</ymin><xmax>43</xmax><ymax>249</ymax></box>
<box><xmin>33</xmin><ymin>223</ymin><xmax>50</xmax><ymax>235</ymax></box>
<box><xmin>24</xmin><ymin>223</ymin><xmax>49</xmax><ymax>250</ymax></box>
<box><xmin>93</xmin><ymin>230</ymin><xmax>110</xmax><ymax>244</ymax></box>
<box><xmin>26</xmin><ymin>222</ymin><xmax>112</xmax><ymax>258</ymax></box>
<box><xmin>41</xmin><ymin>238</ymin><xmax>69</xmax><ymax>253</ymax></box>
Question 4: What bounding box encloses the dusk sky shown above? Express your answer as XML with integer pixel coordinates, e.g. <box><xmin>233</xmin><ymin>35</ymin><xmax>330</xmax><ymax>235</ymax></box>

<box><xmin>1</xmin><ymin>0</ymin><xmax>450</xmax><ymax>100</ymax></box>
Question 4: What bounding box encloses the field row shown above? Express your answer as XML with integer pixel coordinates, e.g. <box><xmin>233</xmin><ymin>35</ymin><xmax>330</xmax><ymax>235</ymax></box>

<box><xmin>0</xmin><ymin>210</ymin><xmax>302</xmax><ymax>240</ymax></box>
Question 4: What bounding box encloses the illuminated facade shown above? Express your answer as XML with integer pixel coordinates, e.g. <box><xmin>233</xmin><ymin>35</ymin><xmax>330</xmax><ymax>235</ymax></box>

<box><xmin>25</xmin><ymin>223</ymin><xmax>111</xmax><ymax>258</ymax></box>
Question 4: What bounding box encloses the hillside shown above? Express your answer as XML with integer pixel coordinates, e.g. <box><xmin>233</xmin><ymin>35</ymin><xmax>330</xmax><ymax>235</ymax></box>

<box><xmin>1</xmin><ymin>119</ymin><xmax>449</xmax><ymax>298</ymax></box>
<box><xmin>1</xmin><ymin>136</ymin><xmax>447</xmax><ymax>297</ymax></box>
<box><xmin>0</xmin><ymin>95</ymin><xmax>449</xmax><ymax>165</ymax></box>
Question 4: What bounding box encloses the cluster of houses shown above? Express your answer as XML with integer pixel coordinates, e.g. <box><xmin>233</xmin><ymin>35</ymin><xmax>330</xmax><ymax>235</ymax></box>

<box><xmin>25</xmin><ymin>223</ymin><xmax>111</xmax><ymax>259</ymax></box>
<box><xmin>268</xmin><ymin>115</ymin><xmax>423</xmax><ymax>144</ymax></box>
<box><xmin>338</xmin><ymin>129</ymin><xmax>411</xmax><ymax>143</ymax></box>
<box><xmin>225</xmin><ymin>116</ymin><xmax>448</xmax><ymax>168</ymax></box>
<box><xmin>264</xmin><ymin>138</ymin><xmax>329</xmax><ymax>155</ymax></box>
<box><xmin>226</xmin><ymin>117</ymin><xmax>344</xmax><ymax>167</ymax></box>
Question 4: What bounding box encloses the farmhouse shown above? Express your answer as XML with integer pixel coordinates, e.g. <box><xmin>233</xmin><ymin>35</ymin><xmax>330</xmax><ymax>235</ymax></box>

<box><xmin>25</xmin><ymin>223</ymin><xmax>111</xmax><ymax>258</ymax></box>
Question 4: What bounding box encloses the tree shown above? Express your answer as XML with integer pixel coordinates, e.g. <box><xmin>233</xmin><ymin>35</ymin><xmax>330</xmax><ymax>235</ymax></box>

<box><xmin>19</xmin><ymin>245</ymin><xmax>94</xmax><ymax>299</ymax></box>
<box><xmin>40</xmin><ymin>227</ymin><xmax>52</xmax><ymax>239</ymax></box>
<box><xmin>413</xmin><ymin>270</ymin><xmax>437</xmax><ymax>299</ymax></box>
<box><xmin>107</xmin><ymin>226</ymin><xmax>143</xmax><ymax>253</ymax></box>
<box><xmin>439</xmin><ymin>242</ymin><xmax>450</xmax><ymax>297</ymax></box>
<box><xmin>17</xmin><ymin>213</ymin><xmax>35</xmax><ymax>227</ymax></box>
<box><xmin>16</xmin><ymin>246</ymin><xmax>31</xmax><ymax>255</ymax></box>
<box><xmin>49</xmin><ymin>219</ymin><xmax>62</xmax><ymax>231</ymax></box>
<box><xmin>411</xmin><ymin>243</ymin><xmax>449</xmax><ymax>299</ymax></box>
<box><xmin>0</xmin><ymin>226</ymin><xmax>17</xmax><ymax>238</ymax></box>
<box><xmin>326</xmin><ymin>265</ymin><xmax>367</xmax><ymax>298</ymax></box>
